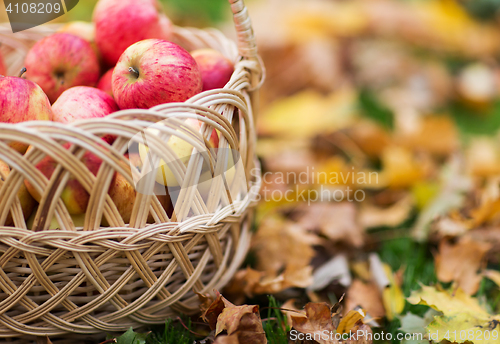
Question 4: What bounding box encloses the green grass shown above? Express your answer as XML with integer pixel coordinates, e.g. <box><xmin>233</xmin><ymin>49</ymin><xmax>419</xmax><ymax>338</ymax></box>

<box><xmin>450</xmin><ymin>100</ymin><xmax>500</xmax><ymax>137</ymax></box>
<box><xmin>144</xmin><ymin>318</ymin><xmax>198</xmax><ymax>344</ymax></box>
<box><xmin>263</xmin><ymin>296</ymin><xmax>289</xmax><ymax>344</ymax></box>
<box><xmin>358</xmin><ymin>90</ymin><xmax>394</xmax><ymax>130</ymax></box>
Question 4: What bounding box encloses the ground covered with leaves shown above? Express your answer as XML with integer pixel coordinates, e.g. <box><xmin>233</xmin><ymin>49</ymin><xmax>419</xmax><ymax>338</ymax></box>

<box><xmin>102</xmin><ymin>0</ymin><xmax>500</xmax><ymax>343</ymax></box>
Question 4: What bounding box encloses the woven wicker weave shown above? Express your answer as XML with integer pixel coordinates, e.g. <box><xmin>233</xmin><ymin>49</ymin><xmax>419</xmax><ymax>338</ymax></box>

<box><xmin>0</xmin><ymin>0</ymin><xmax>263</xmax><ymax>338</ymax></box>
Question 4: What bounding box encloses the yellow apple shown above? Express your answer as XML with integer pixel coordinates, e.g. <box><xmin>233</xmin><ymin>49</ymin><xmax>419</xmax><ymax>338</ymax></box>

<box><xmin>138</xmin><ymin>118</ymin><xmax>219</xmax><ymax>187</ymax></box>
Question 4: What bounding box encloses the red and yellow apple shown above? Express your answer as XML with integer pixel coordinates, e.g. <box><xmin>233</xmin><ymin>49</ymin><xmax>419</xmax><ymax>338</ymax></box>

<box><xmin>52</xmin><ymin>86</ymin><xmax>118</xmax><ymax>124</ymax></box>
<box><xmin>24</xmin><ymin>144</ymin><xmax>103</xmax><ymax>215</ymax></box>
<box><xmin>112</xmin><ymin>39</ymin><xmax>202</xmax><ymax>109</ymax></box>
<box><xmin>24</xmin><ymin>33</ymin><xmax>100</xmax><ymax>103</ymax></box>
<box><xmin>93</xmin><ymin>0</ymin><xmax>172</xmax><ymax>66</ymax></box>
<box><xmin>0</xmin><ymin>73</ymin><xmax>54</xmax><ymax>153</ymax></box>
<box><xmin>191</xmin><ymin>49</ymin><xmax>234</xmax><ymax>91</ymax></box>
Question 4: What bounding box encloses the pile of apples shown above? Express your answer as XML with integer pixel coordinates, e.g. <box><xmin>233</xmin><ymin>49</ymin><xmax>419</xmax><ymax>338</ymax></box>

<box><xmin>0</xmin><ymin>0</ymin><xmax>235</xmax><ymax>228</ymax></box>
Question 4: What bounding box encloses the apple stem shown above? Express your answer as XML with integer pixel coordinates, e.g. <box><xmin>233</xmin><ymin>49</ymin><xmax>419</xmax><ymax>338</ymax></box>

<box><xmin>128</xmin><ymin>66</ymin><xmax>140</xmax><ymax>78</ymax></box>
<box><xmin>18</xmin><ymin>67</ymin><xmax>27</xmax><ymax>78</ymax></box>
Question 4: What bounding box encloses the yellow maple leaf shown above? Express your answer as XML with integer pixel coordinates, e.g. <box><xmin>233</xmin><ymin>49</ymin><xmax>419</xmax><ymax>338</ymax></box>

<box><xmin>408</xmin><ymin>285</ymin><xmax>489</xmax><ymax>318</ymax></box>
<box><xmin>408</xmin><ymin>285</ymin><xmax>500</xmax><ymax>344</ymax></box>
<box><xmin>258</xmin><ymin>90</ymin><xmax>358</xmax><ymax>140</ymax></box>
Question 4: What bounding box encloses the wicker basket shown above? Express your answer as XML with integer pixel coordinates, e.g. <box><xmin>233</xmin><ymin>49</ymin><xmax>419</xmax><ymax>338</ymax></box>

<box><xmin>0</xmin><ymin>0</ymin><xmax>263</xmax><ymax>338</ymax></box>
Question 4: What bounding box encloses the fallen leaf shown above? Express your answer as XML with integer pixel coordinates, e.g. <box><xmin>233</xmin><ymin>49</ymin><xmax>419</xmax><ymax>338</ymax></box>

<box><xmin>216</xmin><ymin>303</ymin><xmax>267</xmax><ymax>344</ymax></box>
<box><xmin>435</xmin><ymin>237</ymin><xmax>491</xmax><ymax>295</ymax></box>
<box><xmin>309</xmin><ymin>254</ymin><xmax>351</xmax><ymax>291</ymax></box>
<box><xmin>380</xmin><ymin>145</ymin><xmax>425</xmax><ymax>189</ymax></box>
<box><xmin>252</xmin><ymin>215</ymin><xmax>320</xmax><ymax>274</ymax></box>
<box><xmin>201</xmin><ymin>291</ymin><xmax>226</xmax><ymax>331</ymax></box>
<box><xmin>466</xmin><ymin>137</ymin><xmax>500</xmax><ymax>177</ymax></box>
<box><xmin>408</xmin><ymin>287</ymin><xmax>500</xmax><ymax>341</ymax></box>
<box><xmin>407</xmin><ymin>285</ymin><xmax>490</xmax><ymax>318</ymax></box>
<box><xmin>359</xmin><ymin>194</ymin><xmax>413</xmax><ymax>229</ymax></box>
<box><xmin>281</xmin><ymin>299</ymin><xmax>306</xmax><ymax>328</ymax></box>
<box><xmin>381</xmin><ymin>264</ymin><xmax>405</xmax><ymax>321</ymax></box>
<box><xmin>337</xmin><ymin>308</ymin><xmax>366</xmax><ymax>334</ymax></box>
<box><xmin>291</xmin><ymin>303</ymin><xmax>337</xmax><ymax>344</ymax></box>
<box><xmin>426</xmin><ymin>312</ymin><xmax>499</xmax><ymax>344</ymax></box>
<box><xmin>396</xmin><ymin>115</ymin><xmax>459</xmax><ymax>157</ymax></box>
<box><xmin>258</xmin><ymin>89</ymin><xmax>358</xmax><ymax>140</ymax></box>
<box><xmin>345</xmin><ymin>280</ymin><xmax>385</xmax><ymax>320</ymax></box>
<box><xmin>252</xmin><ymin>266</ymin><xmax>313</xmax><ymax>295</ymax></box>
<box><xmin>346</xmin><ymin>120</ymin><xmax>392</xmax><ymax>159</ymax></box>
<box><xmin>344</xmin><ymin>323</ymin><xmax>373</xmax><ymax>344</ymax></box>
<box><xmin>368</xmin><ymin>254</ymin><xmax>390</xmax><ymax>290</ymax></box>
<box><xmin>412</xmin><ymin>155</ymin><xmax>472</xmax><ymax>241</ymax></box>
<box><xmin>213</xmin><ymin>334</ymin><xmax>240</xmax><ymax>344</ymax></box>
<box><xmin>297</xmin><ymin>202</ymin><xmax>364</xmax><ymax>247</ymax></box>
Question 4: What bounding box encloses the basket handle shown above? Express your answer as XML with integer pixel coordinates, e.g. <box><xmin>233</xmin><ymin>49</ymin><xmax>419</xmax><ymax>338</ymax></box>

<box><xmin>228</xmin><ymin>0</ymin><xmax>258</xmax><ymax>59</ymax></box>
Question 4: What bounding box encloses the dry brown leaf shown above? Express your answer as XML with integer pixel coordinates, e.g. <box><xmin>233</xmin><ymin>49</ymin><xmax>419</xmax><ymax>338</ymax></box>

<box><xmin>344</xmin><ymin>324</ymin><xmax>373</xmax><ymax>344</ymax></box>
<box><xmin>345</xmin><ymin>280</ymin><xmax>385</xmax><ymax>320</ymax></box>
<box><xmin>216</xmin><ymin>303</ymin><xmax>267</xmax><ymax>344</ymax></box>
<box><xmin>297</xmin><ymin>202</ymin><xmax>364</xmax><ymax>247</ymax></box>
<box><xmin>225</xmin><ymin>268</ymin><xmax>264</xmax><ymax>298</ymax></box>
<box><xmin>281</xmin><ymin>299</ymin><xmax>306</xmax><ymax>328</ymax></box>
<box><xmin>252</xmin><ymin>215</ymin><xmax>320</xmax><ymax>273</ymax></box>
<box><xmin>201</xmin><ymin>292</ymin><xmax>266</xmax><ymax>344</ymax></box>
<box><xmin>226</xmin><ymin>266</ymin><xmax>313</xmax><ymax>297</ymax></box>
<box><xmin>359</xmin><ymin>195</ymin><xmax>413</xmax><ymax>229</ymax></box>
<box><xmin>380</xmin><ymin>145</ymin><xmax>425</xmax><ymax>189</ymax></box>
<box><xmin>201</xmin><ymin>291</ymin><xmax>226</xmax><ymax>331</ymax></box>
<box><xmin>396</xmin><ymin>116</ymin><xmax>459</xmax><ymax>157</ymax></box>
<box><xmin>435</xmin><ymin>237</ymin><xmax>491</xmax><ymax>295</ymax></box>
<box><xmin>291</xmin><ymin>303</ymin><xmax>337</xmax><ymax>344</ymax></box>
<box><xmin>466</xmin><ymin>137</ymin><xmax>500</xmax><ymax>177</ymax></box>
<box><xmin>347</xmin><ymin>120</ymin><xmax>392</xmax><ymax>159</ymax></box>
<box><xmin>213</xmin><ymin>334</ymin><xmax>240</xmax><ymax>344</ymax></box>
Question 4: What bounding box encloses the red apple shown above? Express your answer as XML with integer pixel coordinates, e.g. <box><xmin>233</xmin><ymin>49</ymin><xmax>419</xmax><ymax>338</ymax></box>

<box><xmin>0</xmin><ymin>72</ymin><xmax>54</xmax><ymax>153</ymax></box>
<box><xmin>57</xmin><ymin>21</ymin><xmax>102</xmax><ymax>63</ymax></box>
<box><xmin>97</xmin><ymin>68</ymin><xmax>114</xmax><ymax>97</ymax></box>
<box><xmin>0</xmin><ymin>50</ymin><xmax>6</xmax><ymax>76</ymax></box>
<box><xmin>191</xmin><ymin>49</ymin><xmax>234</xmax><ymax>91</ymax></box>
<box><xmin>52</xmin><ymin>86</ymin><xmax>118</xmax><ymax>124</ymax></box>
<box><xmin>24</xmin><ymin>33</ymin><xmax>100</xmax><ymax>103</ymax></box>
<box><xmin>93</xmin><ymin>0</ymin><xmax>172</xmax><ymax>66</ymax></box>
<box><xmin>24</xmin><ymin>144</ymin><xmax>103</xmax><ymax>215</ymax></box>
<box><xmin>112</xmin><ymin>39</ymin><xmax>202</xmax><ymax>109</ymax></box>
